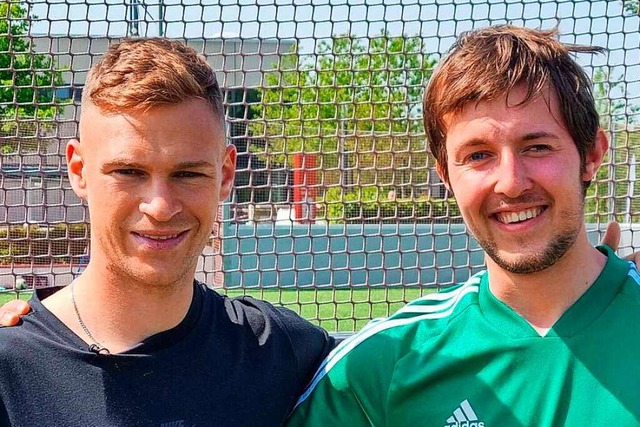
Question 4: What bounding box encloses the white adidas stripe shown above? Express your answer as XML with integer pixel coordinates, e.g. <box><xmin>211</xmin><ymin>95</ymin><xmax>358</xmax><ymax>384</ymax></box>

<box><xmin>326</xmin><ymin>275</ymin><xmax>483</xmax><ymax>368</ymax></box>
<box><xmin>627</xmin><ymin>261</ymin><xmax>640</xmax><ymax>285</ymax></box>
<box><xmin>355</xmin><ymin>286</ymin><xmax>472</xmax><ymax>332</ymax></box>
<box><xmin>447</xmin><ymin>399</ymin><xmax>479</xmax><ymax>424</ymax></box>
<box><xmin>396</xmin><ymin>275</ymin><xmax>483</xmax><ymax>315</ymax></box>
<box><xmin>403</xmin><ymin>282</ymin><xmax>481</xmax><ymax>302</ymax></box>
<box><xmin>296</xmin><ymin>274</ymin><xmax>483</xmax><ymax>406</ymax></box>
<box><xmin>460</xmin><ymin>399</ymin><xmax>478</xmax><ymax>421</ymax></box>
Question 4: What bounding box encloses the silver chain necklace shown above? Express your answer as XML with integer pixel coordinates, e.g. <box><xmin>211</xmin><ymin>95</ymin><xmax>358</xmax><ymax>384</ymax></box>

<box><xmin>70</xmin><ymin>281</ymin><xmax>110</xmax><ymax>355</ymax></box>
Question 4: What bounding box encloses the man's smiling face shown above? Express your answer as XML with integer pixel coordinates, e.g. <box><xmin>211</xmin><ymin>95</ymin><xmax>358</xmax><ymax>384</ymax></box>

<box><xmin>68</xmin><ymin>99</ymin><xmax>235</xmax><ymax>288</ymax></box>
<box><xmin>439</xmin><ymin>85</ymin><xmax>604</xmax><ymax>274</ymax></box>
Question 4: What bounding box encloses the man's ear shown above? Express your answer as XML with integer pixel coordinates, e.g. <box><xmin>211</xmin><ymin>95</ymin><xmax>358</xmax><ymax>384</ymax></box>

<box><xmin>219</xmin><ymin>144</ymin><xmax>237</xmax><ymax>202</ymax></box>
<box><xmin>435</xmin><ymin>161</ymin><xmax>452</xmax><ymax>194</ymax></box>
<box><xmin>66</xmin><ymin>139</ymin><xmax>88</xmax><ymax>200</ymax></box>
<box><xmin>582</xmin><ymin>129</ymin><xmax>609</xmax><ymax>183</ymax></box>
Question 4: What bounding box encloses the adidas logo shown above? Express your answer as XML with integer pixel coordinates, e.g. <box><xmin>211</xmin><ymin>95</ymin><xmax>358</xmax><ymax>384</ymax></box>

<box><xmin>444</xmin><ymin>399</ymin><xmax>485</xmax><ymax>427</ymax></box>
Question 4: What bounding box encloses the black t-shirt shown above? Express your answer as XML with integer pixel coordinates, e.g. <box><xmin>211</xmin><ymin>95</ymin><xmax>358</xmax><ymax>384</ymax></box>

<box><xmin>0</xmin><ymin>282</ymin><xmax>334</xmax><ymax>427</ymax></box>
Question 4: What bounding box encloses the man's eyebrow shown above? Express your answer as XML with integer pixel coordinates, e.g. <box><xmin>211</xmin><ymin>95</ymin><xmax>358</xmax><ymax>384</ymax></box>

<box><xmin>522</xmin><ymin>131</ymin><xmax>558</xmax><ymax>141</ymax></box>
<box><xmin>101</xmin><ymin>159</ymin><xmax>216</xmax><ymax>170</ymax></box>
<box><xmin>101</xmin><ymin>159</ymin><xmax>144</xmax><ymax>170</ymax></box>
<box><xmin>175</xmin><ymin>161</ymin><xmax>217</xmax><ymax>169</ymax></box>
<box><xmin>455</xmin><ymin>138</ymin><xmax>490</xmax><ymax>149</ymax></box>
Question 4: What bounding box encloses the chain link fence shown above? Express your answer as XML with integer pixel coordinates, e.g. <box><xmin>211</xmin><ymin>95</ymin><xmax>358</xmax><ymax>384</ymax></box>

<box><xmin>1</xmin><ymin>0</ymin><xmax>639</xmax><ymax>331</ymax></box>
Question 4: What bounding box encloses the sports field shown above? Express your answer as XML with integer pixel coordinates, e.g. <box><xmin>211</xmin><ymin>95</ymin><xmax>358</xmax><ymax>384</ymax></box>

<box><xmin>0</xmin><ymin>287</ymin><xmax>436</xmax><ymax>332</ymax></box>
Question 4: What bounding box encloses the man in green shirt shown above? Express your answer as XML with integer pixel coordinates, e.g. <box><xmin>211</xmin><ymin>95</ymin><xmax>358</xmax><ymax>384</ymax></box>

<box><xmin>288</xmin><ymin>25</ymin><xmax>640</xmax><ymax>426</ymax></box>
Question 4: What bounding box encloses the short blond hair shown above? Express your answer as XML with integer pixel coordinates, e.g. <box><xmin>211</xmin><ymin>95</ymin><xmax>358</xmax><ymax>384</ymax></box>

<box><xmin>83</xmin><ymin>38</ymin><xmax>223</xmax><ymax>123</ymax></box>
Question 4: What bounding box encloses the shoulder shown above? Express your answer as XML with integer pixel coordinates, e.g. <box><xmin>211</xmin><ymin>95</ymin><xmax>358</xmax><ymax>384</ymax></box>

<box><xmin>0</xmin><ymin>307</ymin><xmax>47</xmax><ymax>360</ymax></box>
<box><xmin>199</xmin><ymin>286</ymin><xmax>334</xmax><ymax>398</ymax></box>
<box><xmin>0</xmin><ymin>311</ymin><xmax>46</xmax><ymax>392</ymax></box>
<box><xmin>347</xmin><ymin>271</ymin><xmax>484</xmax><ymax>353</ymax></box>
<box><xmin>203</xmin><ymin>286</ymin><xmax>309</xmax><ymax>335</ymax></box>
<box><xmin>596</xmin><ymin>246</ymin><xmax>640</xmax><ymax>302</ymax></box>
<box><xmin>296</xmin><ymin>272</ymin><xmax>483</xmax><ymax>404</ymax></box>
<box><xmin>620</xmin><ymin>261</ymin><xmax>640</xmax><ymax>303</ymax></box>
<box><xmin>199</xmin><ymin>284</ymin><xmax>334</xmax><ymax>353</ymax></box>
<box><xmin>390</xmin><ymin>272</ymin><xmax>482</xmax><ymax>326</ymax></box>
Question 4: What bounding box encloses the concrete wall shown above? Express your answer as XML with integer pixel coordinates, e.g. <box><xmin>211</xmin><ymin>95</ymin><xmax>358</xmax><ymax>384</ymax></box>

<box><xmin>221</xmin><ymin>222</ymin><xmax>640</xmax><ymax>288</ymax></box>
<box><xmin>31</xmin><ymin>35</ymin><xmax>294</xmax><ymax>120</ymax></box>
<box><xmin>222</xmin><ymin>223</ymin><xmax>486</xmax><ymax>288</ymax></box>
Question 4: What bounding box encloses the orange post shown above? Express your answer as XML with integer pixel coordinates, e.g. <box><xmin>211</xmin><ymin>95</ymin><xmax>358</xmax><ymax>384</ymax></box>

<box><xmin>292</xmin><ymin>153</ymin><xmax>317</xmax><ymax>223</ymax></box>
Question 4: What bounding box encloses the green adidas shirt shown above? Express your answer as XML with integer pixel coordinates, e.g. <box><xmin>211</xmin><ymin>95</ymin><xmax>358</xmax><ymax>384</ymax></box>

<box><xmin>288</xmin><ymin>246</ymin><xmax>640</xmax><ymax>426</ymax></box>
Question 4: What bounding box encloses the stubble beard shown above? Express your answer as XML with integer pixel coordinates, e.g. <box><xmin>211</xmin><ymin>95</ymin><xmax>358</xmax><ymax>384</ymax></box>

<box><xmin>481</xmin><ymin>228</ymin><xmax>578</xmax><ymax>274</ymax></box>
<box><xmin>109</xmin><ymin>260</ymin><xmax>192</xmax><ymax>290</ymax></box>
<box><xmin>99</xmin><ymin>234</ymin><xmax>200</xmax><ymax>292</ymax></box>
<box><xmin>474</xmin><ymin>198</ymin><xmax>585</xmax><ymax>275</ymax></box>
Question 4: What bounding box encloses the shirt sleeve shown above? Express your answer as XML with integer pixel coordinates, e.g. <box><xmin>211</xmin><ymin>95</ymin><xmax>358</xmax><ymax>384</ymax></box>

<box><xmin>285</xmin><ymin>367</ymin><xmax>373</xmax><ymax>426</ymax></box>
<box><xmin>285</xmin><ymin>329</ymin><xmax>398</xmax><ymax>427</ymax></box>
<box><xmin>271</xmin><ymin>305</ymin><xmax>336</xmax><ymax>397</ymax></box>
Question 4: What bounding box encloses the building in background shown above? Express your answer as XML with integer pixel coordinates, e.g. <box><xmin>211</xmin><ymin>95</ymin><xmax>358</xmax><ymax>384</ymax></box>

<box><xmin>1</xmin><ymin>35</ymin><xmax>293</xmax><ymax>225</ymax></box>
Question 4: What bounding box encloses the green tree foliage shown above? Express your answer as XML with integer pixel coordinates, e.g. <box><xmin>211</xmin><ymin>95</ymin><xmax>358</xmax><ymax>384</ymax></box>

<box><xmin>623</xmin><ymin>0</ymin><xmax>639</xmax><ymax>15</ymax></box>
<box><xmin>593</xmin><ymin>67</ymin><xmax>639</xmax><ymax>131</ymax></box>
<box><xmin>252</xmin><ymin>33</ymin><xmax>438</xmax><ymax>167</ymax></box>
<box><xmin>0</xmin><ymin>1</ymin><xmax>63</xmax><ymax>153</ymax></box>
<box><xmin>586</xmin><ymin>67</ymin><xmax>640</xmax><ymax>222</ymax></box>
<box><xmin>585</xmin><ymin>130</ymin><xmax>640</xmax><ymax>223</ymax></box>
<box><xmin>248</xmin><ymin>33</ymin><xmax>440</xmax><ymax>210</ymax></box>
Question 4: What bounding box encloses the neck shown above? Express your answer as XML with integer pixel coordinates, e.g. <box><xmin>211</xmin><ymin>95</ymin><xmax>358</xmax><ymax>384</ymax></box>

<box><xmin>486</xmin><ymin>235</ymin><xmax>607</xmax><ymax>335</ymax></box>
<box><xmin>43</xmin><ymin>265</ymin><xmax>195</xmax><ymax>354</ymax></box>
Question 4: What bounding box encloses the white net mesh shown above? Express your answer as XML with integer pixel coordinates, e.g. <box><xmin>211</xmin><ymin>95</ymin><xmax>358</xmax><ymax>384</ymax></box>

<box><xmin>1</xmin><ymin>0</ymin><xmax>639</xmax><ymax>331</ymax></box>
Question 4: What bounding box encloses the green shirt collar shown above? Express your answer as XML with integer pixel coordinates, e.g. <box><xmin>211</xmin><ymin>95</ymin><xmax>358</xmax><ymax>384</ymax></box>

<box><xmin>478</xmin><ymin>245</ymin><xmax>630</xmax><ymax>338</ymax></box>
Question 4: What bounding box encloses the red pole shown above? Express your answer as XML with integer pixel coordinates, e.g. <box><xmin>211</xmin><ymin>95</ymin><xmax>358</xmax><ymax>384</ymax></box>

<box><xmin>305</xmin><ymin>154</ymin><xmax>317</xmax><ymax>223</ymax></box>
<box><xmin>293</xmin><ymin>153</ymin><xmax>304</xmax><ymax>222</ymax></box>
<box><xmin>292</xmin><ymin>153</ymin><xmax>317</xmax><ymax>223</ymax></box>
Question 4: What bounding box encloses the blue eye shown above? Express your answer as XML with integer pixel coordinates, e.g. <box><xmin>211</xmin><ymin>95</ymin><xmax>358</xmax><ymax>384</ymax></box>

<box><xmin>467</xmin><ymin>152</ymin><xmax>489</xmax><ymax>162</ymax></box>
<box><xmin>175</xmin><ymin>171</ymin><xmax>204</xmax><ymax>178</ymax></box>
<box><xmin>528</xmin><ymin>144</ymin><xmax>550</xmax><ymax>152</ymax></box>
<box><xmin>115</xmin><ymin>169</ymin><xmax>142</xmax><ymax>176</ymax></box>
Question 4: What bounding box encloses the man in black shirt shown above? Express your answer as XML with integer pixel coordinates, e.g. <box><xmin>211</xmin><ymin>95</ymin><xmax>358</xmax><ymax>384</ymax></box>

<box><xmin>0</xmin><ymin>38</ymin><xmax>333</xmax><ymax>427</ymax></box>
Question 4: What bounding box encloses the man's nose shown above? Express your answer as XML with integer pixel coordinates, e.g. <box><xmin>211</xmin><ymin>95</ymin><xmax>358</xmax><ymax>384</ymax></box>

<box><xmin>138</xmin><ymin>180</ymin><xmax>182</xmax><ymax>221</ymax></box>
<box><xmin>492</xmin><ymin>153</ymin><xmax>533</xmax><ymax>198</ymax></box>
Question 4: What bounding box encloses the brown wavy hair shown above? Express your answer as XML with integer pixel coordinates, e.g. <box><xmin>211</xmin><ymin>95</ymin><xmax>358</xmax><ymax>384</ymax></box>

<box><xmin>423</xmin><ymin>25</ymin><xmax>604</xmax><ymax>183</ymax></box>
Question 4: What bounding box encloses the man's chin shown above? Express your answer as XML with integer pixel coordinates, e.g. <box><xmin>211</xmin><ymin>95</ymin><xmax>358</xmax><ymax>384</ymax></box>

<box><xmin>134</xmin><ymin>275</ymin><xmax>188</xmax><ymax>290</ymax></box>
<box><xmin>111</xmin><ymin>261</ymin><xmax>191</xmax><ymax>289</ymax></box>
<box><xmin>490</xmin><ymin>255</ymin><xmax>551</xmax><ymax>274</ymax></box>
<box><xmin>487</xmin><ymin>247</ymin><xmax>567</xmax><ymax>275</ymax></box>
